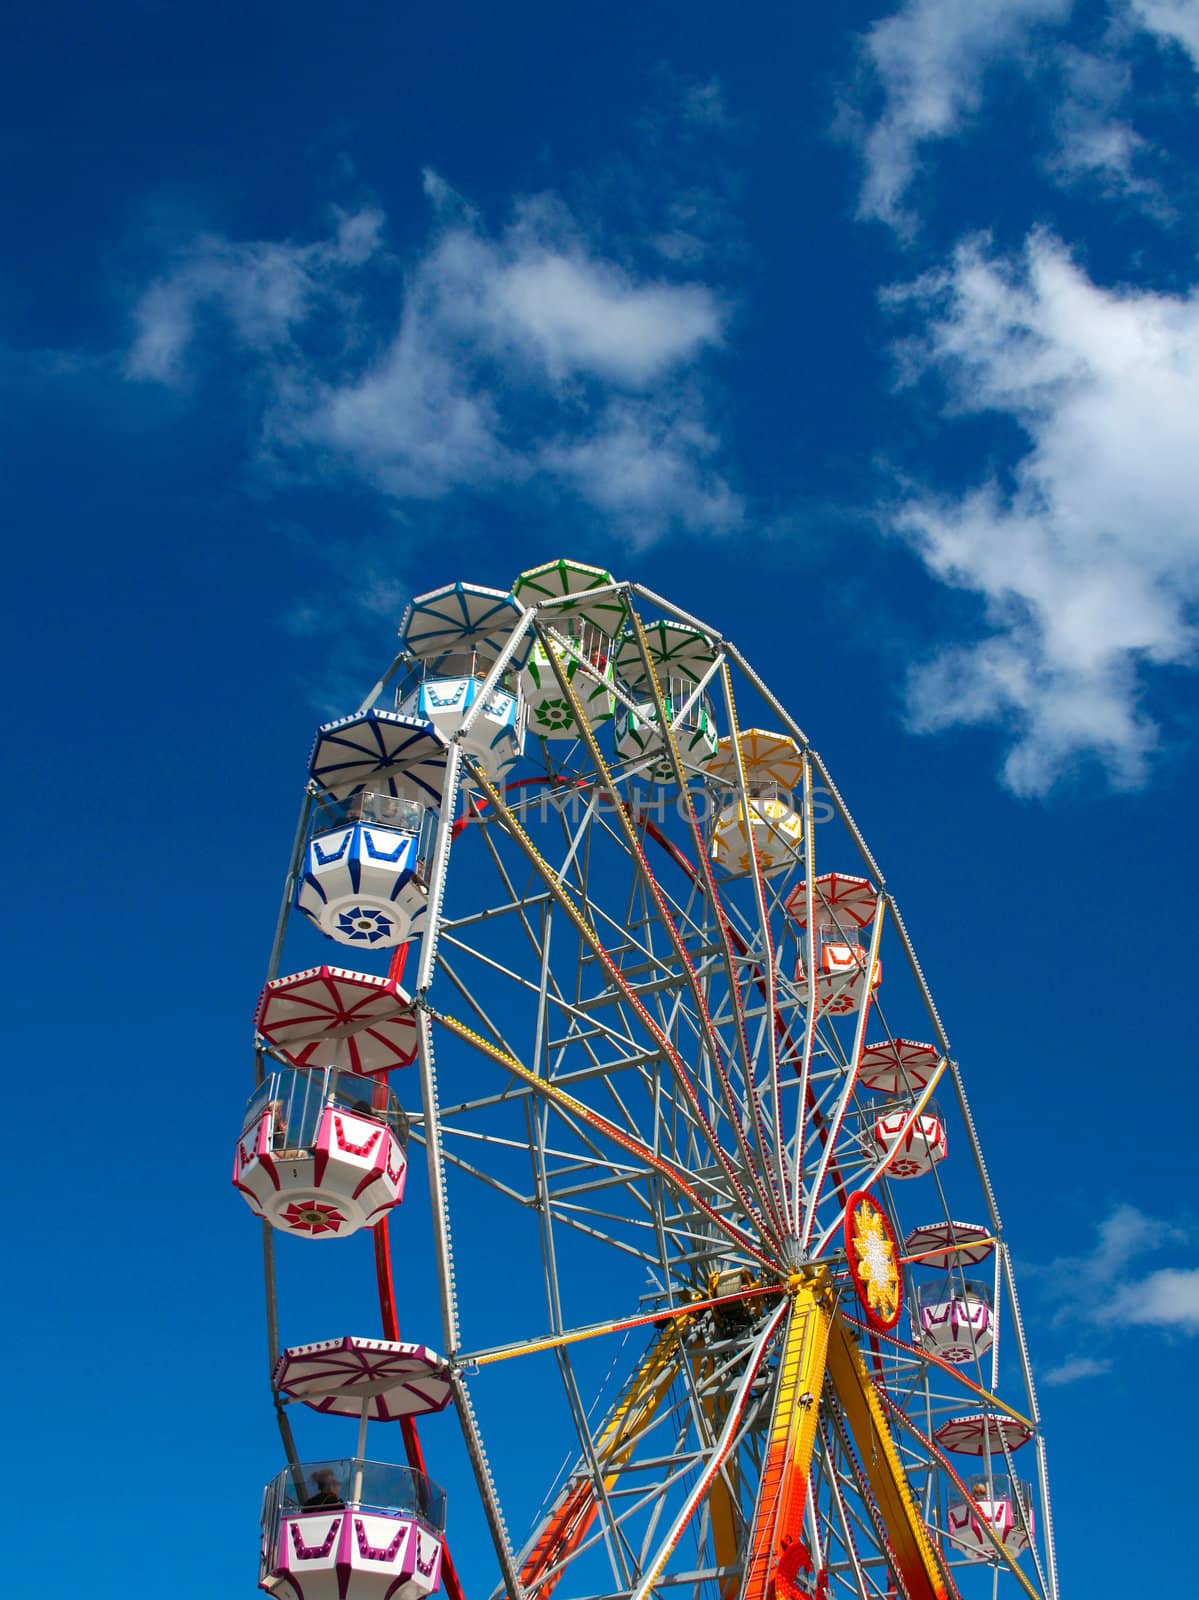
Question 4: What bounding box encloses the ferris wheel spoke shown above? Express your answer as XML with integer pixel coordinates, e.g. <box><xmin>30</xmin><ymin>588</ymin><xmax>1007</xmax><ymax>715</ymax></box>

<box><xmin>814</xmin><ymin>1416</ymin><xmax>878</xmax><ymax>1600</ymax></box>
<box><xmin>432</xmin><ymin>1007</ymin><xmax>778</xmax><ymax>1271</ymax></box>
<box><xmin>620</xmin><ymin>614</ymin><xmax>789</xmax><ymax>1239</ymax></box>
<box><xmin>429</xmin><ymin>1133</ymin><xmax>665</xmax><ymax>1271</ymax></box>
<box><xmin>425</xmin><ymin>1134</ymin><xmax>538</xmax><ymax>1206</ymax></box>
<box><xmin>799</xmin><ymin>894</ymin><xmax>886</xmax><ymax>1250</ymax></box>
<box><xmin>552</xmin><ymin>1345</ymin><xmax>644</xmax><ymax>1593</ymax></box>
<box><xmin>438</xmin><ymin>1115</ymin><xmax>667</xmax><ymax>1267</ymax></box>
<box><xmin>712</xmin><ymin>658</ymin><xmax>793</xmax><ymax>1241</ymax></box>
<box><xmin>533</xmin><ymin>635</ymin><xmax>792</xmax><ymax>1246</ymax></box>
<box><xmin>459</xmin><ymin>766</ymin><xmax>785</xmax><ymax>1256</ymax></box>
<box><xmin>512</xmin><ymin>1330</ymin><xmax>754</xmax><ymax>1600</ymax></box>
<box><xmin>506</xmin><ymin>1330</ymin><xmax>683</xmax><ymax>1599</ymax></box>
<box><xmin>433</xmin><ymin>943</ymin><xmax>542</xmax><ymax>1059</ymax></box>
<box><xmin>809</xmin><ymin>1055</ymin><xmax>951</xmax><ymax>1262</ymax></box>
<box><xmin>628</xmin><ymin>1297</ymin><xmax>790</xmax><ymax>1600</ymax></box>
<box><xmin>822</xmin><ymin>1314</ymin><xmax>961</xmax><ymax>1600</ymax></box>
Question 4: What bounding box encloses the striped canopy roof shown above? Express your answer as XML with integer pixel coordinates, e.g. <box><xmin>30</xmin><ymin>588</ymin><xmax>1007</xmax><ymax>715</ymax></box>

<box><xmin>400</xmin><ymin>581</ymin><xmax>531</xmax><ymax>668</ymax></box>
<box><xmin>273</xmin><ymin>1336</ymin><xmax>452</xmax><ymax>1420</ymax></box>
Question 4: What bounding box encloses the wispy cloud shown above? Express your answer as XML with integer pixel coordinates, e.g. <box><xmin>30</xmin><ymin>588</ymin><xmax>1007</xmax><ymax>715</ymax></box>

<box><xmin>1031</xmin><ymin>1202</ymin><xmax>1196</xmax><ymax>1383</ymax></box>
<box><xmin>125</xmin><ymin>209</ymin><xmax>384</xmax><ymax>384</ymax></box>
<box><xmin>1049</xmin><ymin>1202</ymin><xmax>1185</xmax><ymax>1291</ymax></box>
<box><xmin>1041</xmin><ymin>1203</ymin><xmax>1195</xmax><ymax>1328</ymax></box>
<box><xmin>849</xmin><ymin>0</ymin><xmax>1199</xmax><ymax>230</ymax></box>
<box><xmin>1040</xmin><ymin>1354</ymin><xmax>1112</xmax><ymax>1386</ymax></box>
<box><xmin>1101</xmin><ymin>1268</ymin><xmax>1199</xmax><ymax>1330</ymax></box>
<box><xmin>124</xmin><ymin>170</ymin><xmax>740</xmax><ymax>543</ymax></box>
<box><xmin>539</xmin><ymin>396</ymin><xmax>741</xmax><ymax>548</ymax></box>
<box><xmin>1047</xmin><ymin>45</ymin><xmax>1166</xmax><ymax>212</ymax></box>
<box><xmin>849</xmin><ymin>0</ymin><xmax>1071</xmax><ymax>230</ymax></box>
<box><xmin>886</xmin><ymin>231</ymin><xmax>1199</xmax><ymax>794</ymax></box>
<box><xmin>1130</xmin><ymin>0</ymin><xmax>1199</xmax><ymax>69</ymax></box>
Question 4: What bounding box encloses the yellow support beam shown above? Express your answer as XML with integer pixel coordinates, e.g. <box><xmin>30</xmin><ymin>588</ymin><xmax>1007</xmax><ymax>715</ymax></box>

<box><xmin>825</xmin><ymin>1314</ymin><xmax>954</xmax><ymax>1600</ymax></box>
<box><xmin>519</xmin><ymin>1322</ymin><xmax>683</xmax><ymax>1599</ymax></box>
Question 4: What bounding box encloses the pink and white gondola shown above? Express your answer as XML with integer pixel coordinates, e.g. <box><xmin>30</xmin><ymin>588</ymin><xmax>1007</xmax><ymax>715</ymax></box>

<box><xmin>261</xmin><ymin>1338</ymin><xmax>451</xmax><ymax>1599</ymax></box>
<box><xmin>233</xmin><ymin>1066</ymin><xmax>408</xmax><ymax>1239</ymax></box>
<box><xmin>946</xmin><ymin>1475</ymin><xmax>1035</xmax><ymax>1563</ymax></box>
<box><xmin>912</xmin><ymin>1278</ymin><xmax>994</xmax><ymax>1363</ymax></box>
<box><xmin>871</xmin><ymin>1100</ymin><xmax>947</xmax><ymax>1178</ymax></box>
<box><xmin>786</xmin><ymin>872</ymin><xmax>882</xmax><ymax>1013</ymax></box>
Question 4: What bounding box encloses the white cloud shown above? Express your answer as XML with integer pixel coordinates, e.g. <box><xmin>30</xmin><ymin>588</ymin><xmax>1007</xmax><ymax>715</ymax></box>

<box><xmin>487</xmin><ymin>250</ymin><xmax>720</xmax><ymax>386</ymax></box>
<box><xmin>1047</xmin><ymin>46</ymin><xmax>1162</xmax><ymax>207</ymax></box>
<box><xmin>1103</xmin><ymin>1267</ymin><xmax>1199</xmax><ymax>1330</ymax></box>
<box><xmin>853</xmin><ymin>0</ymin><xmax>1071</xmax><ymax>228</ymax></box>
<box><xmin>271</xmin><ymin>305</ymin><xmax>507</xmax><ymax>501</ymax></box>
<box><xmin>889</xmin><ymin>231</ymin><xmax>1199</xmax><ymax>793</ymax></box>
<box><xmin>411</xmin><ymin>191</ymin><xmax>723</xmax><ymax>388</ymax></box>
<box><xmin>1040</xmin><ymin>1204</ymin><xmax>1198</xmax><ymax>1337</ymax></box>
<box><xmin>1130</xmin><ymin>0</ymin><xmax>1199</xmax><ymax>67</ymax></box>
<box><xmin>851</xmin><ymin>0</ymin><xmax>1199</xmax><ymax>227</ymax></box>
<box><xmin>539</xmin><ymin>398</ymin><xmax>741</xmax><ymax>546</ymax></box>
<box><xmin>1059</xmin><ymin>1203</ymin><xmax>1183</xmax><ymax>1288</ymax></box>
<box><xmin>125</xmin><ymin>209</ymin><xmax>384</xmax><ymax>383</ymax></box>
<box><xmin>124</xmin><ymin>179</ymin><xmax>734</xmax><ymax>541</ymax></box>
<box><xmin>1041</xmin><ymin>1354</ymin><xmax>1111</xmax><ymax>1385</ymax></box>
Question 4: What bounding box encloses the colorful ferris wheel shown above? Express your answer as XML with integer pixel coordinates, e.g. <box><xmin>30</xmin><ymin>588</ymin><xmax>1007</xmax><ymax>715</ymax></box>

<box><xmin>238</xmin><ymin>558</ymin><xmax>1059</xmax><ymax>1600</ymax></box>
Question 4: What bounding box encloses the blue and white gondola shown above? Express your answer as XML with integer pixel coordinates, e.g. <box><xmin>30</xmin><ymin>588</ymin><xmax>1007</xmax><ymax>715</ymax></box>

<box><xmin>397</xmin><ymin>582</ymin><xmax>529</xmax><ymax>781</ymax></box>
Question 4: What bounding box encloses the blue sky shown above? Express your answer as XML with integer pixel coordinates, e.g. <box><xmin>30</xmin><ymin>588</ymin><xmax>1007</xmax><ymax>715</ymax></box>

<box><xmin>4</xmin><ymin>1</ymin><xmax>1198</xmax><ymax>1594</ymax></box>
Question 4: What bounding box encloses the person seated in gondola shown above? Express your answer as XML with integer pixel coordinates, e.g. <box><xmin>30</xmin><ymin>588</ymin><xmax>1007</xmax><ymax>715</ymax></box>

<box><xmin>268</xmin><ymin>1097</ymin><xmax>308</xmax><ymax>1159</ymax></box>
<box><xmin>303</xmin><ymin>1468</ymin><xmax>344</xmax><ymax>1508</ymax></box>
<box><xmin>349</xmin><ymin>1095</ymin><xmax>409</xmax><ymax>1144</ymax></box>
<box><xmin>268</xmin><ymin>1098</ymin><xmax>290</xmax><ymax>1149</ymax></box>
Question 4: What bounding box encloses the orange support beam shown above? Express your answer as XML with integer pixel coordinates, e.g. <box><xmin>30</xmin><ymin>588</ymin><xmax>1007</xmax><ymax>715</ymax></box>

<box><xmin>518</xmin><ymin>1323</ymin><xmax>683</xmax><ymax>1600</ymax></box>
<box><xmin>737</xmin><ymin>1278</ymin><xmax>955</xmax><ymax>1600</ymax></box>
<box><xmin>740</xmin><ymin>1275</ymin><xmax>834</xmax><ymax>1600</ymax></box>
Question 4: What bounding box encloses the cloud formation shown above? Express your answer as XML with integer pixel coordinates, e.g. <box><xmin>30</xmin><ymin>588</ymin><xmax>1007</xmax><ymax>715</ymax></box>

<box><xmin>1045</xmin><ymin>1202</ymin><xmax>1196</xmax><ymax>1327</ymax></box>
<box><xmin>1102</xmin><ymin>1267</ymin><xmax>1199</xmax><ymax>1330</ymax></box>
<box><xmin>852</xmin><ymin>0</ymin><xmax>1071</xmax><ymax>228</ymax></box>
<box><xmin>1031</xmin><ymin>1202</ymin><xmax>1196</xmax><ymax>1382</ymax></box>
<box><xmin>1048</xmin><ymin>46</ymin><xmax>1161</xmax><ymax>208</ymax></box>
<box><xmin>125</xmin><ymin>177</ymin><xmax>739</xmax><ymax>543</ymax></box>
<box><xmin>1131</xmin><ymin>0</ymin><xmax>1199</xmax><ymax>68</ymax></box>
<box><xmin>1040</xmin><ymin>1354</ymin><xmax>1112</xmax><ymax>1386</ymax></box>
<box><xmin>126</xmin><ymin>209</ymin><xmax>384</xmax><ymax>384</ymax></box>
<box><xmin>1053</xmin><ymin>1202</ymin><xmax>1184</xmax><ymax>1291</ymax></box>
<box><xmin>888</xmin><ymin>231</ymin><xmax>1199</xmax><ymax>794</ymax></box>
<box><xmin>851</xmin><ymin>0</ymin><xmax>1199</xmax><ymax>227</ymax></box>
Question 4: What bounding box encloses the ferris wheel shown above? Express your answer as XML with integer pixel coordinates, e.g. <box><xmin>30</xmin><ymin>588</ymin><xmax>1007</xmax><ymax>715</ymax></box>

<box><xmin>237</xmin><ymin>557</ymin><xmax>1060</xmax><ymax>1600</ymax></box>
